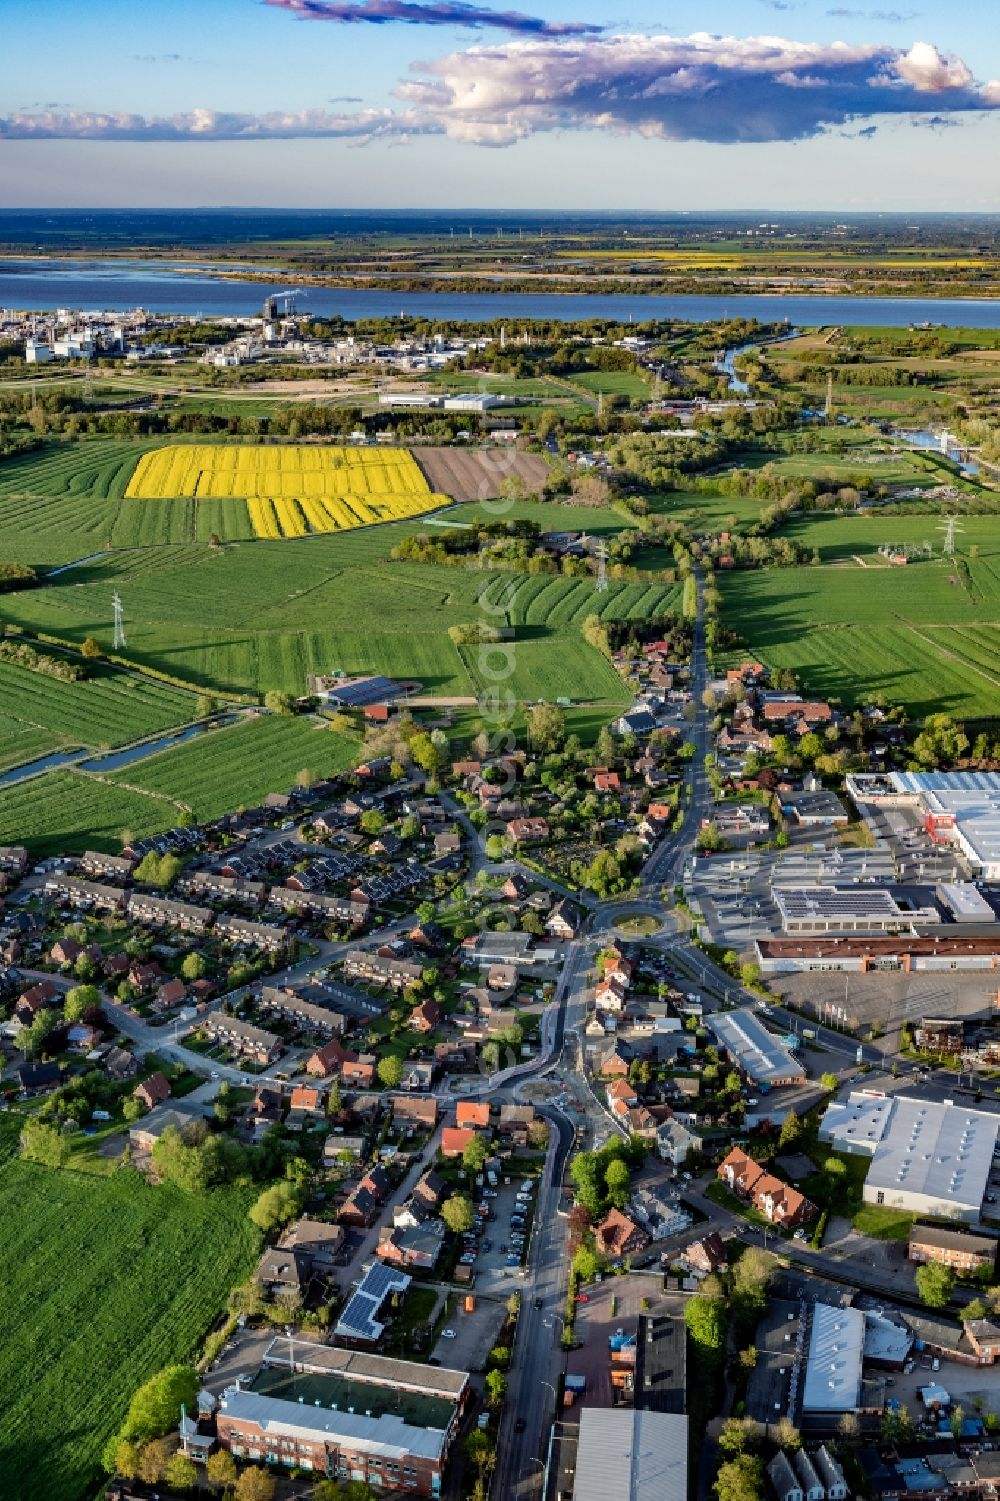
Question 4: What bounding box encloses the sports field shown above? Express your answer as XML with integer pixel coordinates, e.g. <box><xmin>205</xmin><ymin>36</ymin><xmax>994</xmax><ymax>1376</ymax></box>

<box><xmin>125</xmin><ymin>443</ymin><xmax>450</xmax><ymax>539</ymax></box>
<box><xmin>0</xmin><ymin>1121</ymin><xmax>257</xmax><ymax>1501</ymax></box>
<box><xmin>719</xmin><ymin>513</ymin><xmax>1000</xmax><ymax>717</ymax></box>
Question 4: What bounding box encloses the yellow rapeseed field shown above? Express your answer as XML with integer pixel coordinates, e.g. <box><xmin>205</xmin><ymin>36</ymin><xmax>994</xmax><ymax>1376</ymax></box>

<box><xmin>125</xmin><ymin>443</ymin><xmax>451</xmax><ymax>539</ymax></box>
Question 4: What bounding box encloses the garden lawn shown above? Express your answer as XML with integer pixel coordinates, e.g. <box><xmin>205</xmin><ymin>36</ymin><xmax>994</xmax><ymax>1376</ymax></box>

<box><xmin>852</xmin><ymin>1204</ymin><xmax>914</xmax><ymax>1239</ymax></box>
<box><xmin>0</xmin><ymin>1122</ymin><xmax>258</xmax><ymax>1501</ymax></box>
<box><xmin>108</xmin><ymin>714</ymin><xmax>360</xmax><ymax>820</ymax></box>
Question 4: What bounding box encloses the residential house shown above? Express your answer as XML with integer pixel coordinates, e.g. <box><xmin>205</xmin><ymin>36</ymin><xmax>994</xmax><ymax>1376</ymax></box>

<box><xmin>794</xmin><ymin>1450</ymin><xmax>825</xmax><ymax>1501</ymax></box>
<box><xmin>410</xmin><ymin>999</ymin><xmax>441</xmax><ymax>1033</ymax></box>
<box><xmin>400</xmin><ymin>1059</ymin><xmax>434</xmax><ymax>1091</ymax></box>
<box><xmin>215</xmin><ymin>914</ymin><xmax>288</xmax><ymax>954</ymax></box>
<box><xmin>455</xmin><ymin>1100</ymin><xmax>490</xmax><ymax>1130</ymax></box>
<box><xmin>258</xmin><ymin>986</ymin><xmax>344</xmax><ymax>1036</ymax></box>
<box><xmin>50</xmin><ymin>937</ymin><xmax>83</xmax><ymax>966</ymax></box>
<box><xmin>595</xmin><ymin>1207</ymin><xmax>651</xmax><ymax>1260</ymax></box>
<box><xmin>814</xmin><ymin>1447</ymin><xmax>848</xmax><ymax>1501</ymax></box>
<box><xmin>343</xmin><ymin>952</ymin><xmax>424</xmax><ymax>991</ymax></box>
<box><xmin>338</xmin><ymin>1164</ymin><xmax>390</xmax><ymax>1227</ymax></box>
<box><xmin>440</xmin><ymin>1126</ymin><xmax>476</xmax><ymax>1157</ymax></box>
<box><xmin>134</xmin><ymin>1072</ymin><xmax>171</xmax><ymax>1111</ymax></box>
<box><xmin>127</xmin><ymin>893</ymin><xmax>212</xmax><ymax>935</ymax></box>
<box><xmin>201</xmin><ymin>1013</ymin><xmax>282</xmax><ymax>1065</ymax></box>
<box><xmin>389</xmin><ymin>1094</ymin><xmax>438</xmax><ymax>1132</ymax></box>
<box><xmin>0</xmin><ymin>846</ymin><xmax>29</xmax><ymax>878</ymax></box>
<box><xmin>14</xmin><ymin>978</ymin><xmax>61</xmax><ymax>1026</ymax></box>
<box><xmin>155</xmin><ymin>978</ymin><xmax>187</xmax><ymax>1012</ymax></box>
<box><xmin>17</xmin><ymin>1061</ymin><xmax>60</xmax><ymax>1094</ymax></box>
<box><xmin>656</xmin><ymin>1118</ymin><xmax>700</xmax><ymax>1169</ymax></box>
<box><xmin>80</xmin><ymin>849</ymin><xmax>134</xmax><ymax>881</ymax></box>
<box><xmin>717</xmin><ymin>1148</ymin><xmax>816</xmax><ymax>1229</ymax></box>
<box><xmin>287</xmin><ymin>1085</ymin><xmax>327</xmax><ymax>1129</ymax></box>
<box><xmin>378</xmin><ymin>1221</ymin><xmax>445</xmax><ymax>1271</ymax></box>
<box><xmin>45</xmin><ymin>874</ymin><xmax>127</xmax><ymax>912</ymax></box>
<box><xmin>768</xmin><ymin>1452</ymin><xmax>803</xmax><ymax>1501</ymax></box>
<box><xmin>683</xmin><ymin>1233</ymin><xmax>728</xmax><ymax>1278</ymax></box>
<box><xmin>908</xmin><ymin>1226</ymin><xmax>997</xmax><ymax>1275</ymax></box>
<box><xmin>306</xmin><ymin>1038</ymin><xmax>348</xmax><ymax>1078</ymax></box>
<box><xmin>341</xmin><ymin>1053</ymin><xmax>376</xmax><ymax>1088</ymax></box>
<box><xmin>506</xmin><ymin>817</ymin><xmax>549</xmax><ymax>845</ymax></box>
<box><xmin>498</xmin><ymin>1104</ymin><xmax>536</xmax><ymax>1145</ymax></box>
<box><xmin>545</xmin><ymin>899</ymin><xmax>580</xmax><ymax>940</ymax></box>
<box><xmin>324</xmin><ymin>1133</ymin><xmax>366</xmax><ymax>1165</ymax></box>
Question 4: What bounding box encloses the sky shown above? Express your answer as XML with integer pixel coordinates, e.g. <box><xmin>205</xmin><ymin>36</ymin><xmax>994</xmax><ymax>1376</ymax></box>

<box><xmin>1</xmin><ymin>0</ymin><xmax>998</xmax><ymax>209</ymax></box>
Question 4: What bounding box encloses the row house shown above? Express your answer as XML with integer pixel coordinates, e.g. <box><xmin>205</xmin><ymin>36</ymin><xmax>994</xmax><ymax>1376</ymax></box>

<box><xmin>908</xmin><ymin>1226</ymin><xmax>997</xmax><ymax>1275</ymax></box>
<box><xmin>215</xmin><ymin>914</ymin><xmax>288</xmax><ymax>954</ymax></box>
<box><xmin>45</xmin><ymin>874</ymin><xmax>127</xmax><ymax>912</ymax></box>
<box><xmin>128</xmin><ymin>892</ymin><xmax>213</xmax><ymax>935</ymax></box>
<box><xmin>258</xmin><ymin>986</ymin><xmax>344</xmax><ymax>1036</ymax></box>
<box><xmin>343</xmin><ymin>952</ymin><xmax>424</xmax><ymax>991</ymax></box>
<box><xmin>0</xmin><ymin>846</ymin><xmax>29</xmax><ymax>878</ymax></box>
<box><xmin>184</xmin><ymin>871</ymin><xmax>266</xmax><ymax>905</ymax></box>
<box><xmin>79</xmin><ymin>849</ymin><xmax>134</xmax><ymax>881</ymax></box>
<box><xmin>718</xmin><ymin>1147</ymin><xmax>816</xmax><ymax>1229</ymax></box>
<box><xmin>201</xmin><ymin>1013</ymin><xmax>282</xmax><ymax>1064</ymax></box>
<box><xmin>269</xmin><ymin>885</ymin><xmax>369</xmax><ymax>927</ymax></box>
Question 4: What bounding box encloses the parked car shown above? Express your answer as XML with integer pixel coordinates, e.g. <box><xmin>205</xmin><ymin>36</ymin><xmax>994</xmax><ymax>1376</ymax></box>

<box><xmin>441</xmin><ymin>1329</ymin><xmax>457</xmax><ymax>1339</ymax></box>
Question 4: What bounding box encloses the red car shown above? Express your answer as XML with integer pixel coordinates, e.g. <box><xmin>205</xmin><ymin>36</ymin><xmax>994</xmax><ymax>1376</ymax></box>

<box><xmin>575</xmin><ymin>1294</ymin><xmax>590</xmax><ymax>1304</ymax></box>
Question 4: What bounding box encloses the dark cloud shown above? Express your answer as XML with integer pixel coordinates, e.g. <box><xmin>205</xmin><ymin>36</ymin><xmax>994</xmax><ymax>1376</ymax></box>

<box><xmin>263</xmin><ymin>0</ymin><xmax>602</xmax><ymax>36</ymax></box>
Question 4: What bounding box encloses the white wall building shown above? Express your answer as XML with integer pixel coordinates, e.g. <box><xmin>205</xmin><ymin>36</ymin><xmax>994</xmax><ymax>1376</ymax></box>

<box><xmin>819</xmin><ymin>1091</ymin><xmax>1000</xmax><ymax>1224</ymax></box>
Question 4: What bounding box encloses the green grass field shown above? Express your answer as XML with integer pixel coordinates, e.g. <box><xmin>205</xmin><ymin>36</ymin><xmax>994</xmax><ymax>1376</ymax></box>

<box><xmin>0</xmin><ymin>659</ymin><xmax>195</xmax><ymax>764</ymax></box>
<box><xmin>0</xmin><ymin>770</ymin><xmax>175</xmax><ymax>856</ymax></box>
<box><xmin>719</xmin><ymin>513</ymin><xmax>1000</xmax><ymax>717</ymax></box>
<box><xmin>0</xmin><ymin>1121</ymin><xmax>258</xmax><ymax>1501</ymax></box>
<box><xmin>109</xmin><ymin>714</ymin><xmax>359</xmax><ymax>819</ymax></box>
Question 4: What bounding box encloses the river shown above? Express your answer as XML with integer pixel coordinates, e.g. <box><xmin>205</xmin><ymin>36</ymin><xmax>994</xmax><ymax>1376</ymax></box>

<box><xmin>2</xmin><ymin>258</ymin><xmax>1000</xmax><ymax>326</ymax></box>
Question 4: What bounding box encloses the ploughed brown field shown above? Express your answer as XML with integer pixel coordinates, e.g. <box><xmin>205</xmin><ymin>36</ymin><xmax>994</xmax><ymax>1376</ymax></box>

<box><xmin>412</xmin><ymin>446</ymin><xmax>548</xmax><ymax>502</ymax></box>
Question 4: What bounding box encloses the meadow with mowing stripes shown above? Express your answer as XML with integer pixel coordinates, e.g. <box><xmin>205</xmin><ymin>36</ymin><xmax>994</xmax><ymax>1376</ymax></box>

<box><xmin>125</xmin><ymin>443</ymin><xmax>451</xmax><ymax>539</ymax></box>
<box><xmin>107</xmin><ymin>714</ymin><xmax>360</xmax><ymax>820</ymax></box>
<box><xmin>0</xmin><ymin>660</ymin><xmax>196</xmax><ymax>758</ymax></box>
<box><xmin>720</xmin><ymin>511</ymin><xmax>1000</xmax><ymax>718</ymax></box>
<box><xmin>0</xmin><ymin>769</ymin><xmax>174</xmax><ymax>857</ymax></box>
<box><xmin>0</xmin><ymin>1120</ymin><xmax>258</xmax><ymax>1501</ymax></box>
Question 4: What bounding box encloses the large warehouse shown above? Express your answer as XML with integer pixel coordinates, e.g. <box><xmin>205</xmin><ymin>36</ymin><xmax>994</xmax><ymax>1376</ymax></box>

<box><xmin>819</xmin><ymin>1092</ymin><xmax>1000</xmax><ymax>1224</ymax></box>
<box><xmin>802</xmin><ymin>1305</ymin><xmax>865</xmax><ymax>1420</ymax></box>
<box><xmin>572</xmin><ymin>1410</ymin><xmax>688</xmax><ymax>1501</ymax></box>
<box><xmin>847</xmin><ymin>772</ymin><xmax>1000</xmax><ymax>881</ymax></box>
<box><xmin>709</xmin><ymin>1007</ymin><xmax>806</xmax><ymax>1088</ymax></box>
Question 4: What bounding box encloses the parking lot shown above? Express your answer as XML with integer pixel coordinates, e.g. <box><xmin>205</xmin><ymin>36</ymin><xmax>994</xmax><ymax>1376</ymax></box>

<box><xmin>879</xmin><ymin>1355</ymin><xmax>1000</xmax><ymax>1419</ymax></box>
<box><xmin>458</xmin><ymin>1171</ymin><xmax>540</xmax><ymax>1298</ymax></box>
<box><xmin>428</xmin><ymin>1293</ymin><xmax>508</xmax><ymax>1374</ymax></box>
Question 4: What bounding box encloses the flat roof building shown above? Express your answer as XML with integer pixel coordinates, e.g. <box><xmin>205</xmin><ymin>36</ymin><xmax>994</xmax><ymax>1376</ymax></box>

<box><xmin>756</xmin><ymin>934</ymin><xmax>1000</xmax><ymax>975</ymax></box>
<box><xmin>572</xmin><ymin>1409</ymin><xmax>688</xmax><ymax>1501</ymax></box>
<box><xmin>819</xmin><ymin>1092</ymin><xmax>1000</xmax><ymax>1225</ymax></box>
<box><xmin>802</xmin><ymin>1304</ymin><xmax>864</xmax><ymax>1417</ymax></box>
<box><xmin>217</xmin><ymin>1341</ymin><xmax>468</xmax><ymax>1499</ymax></box>
<box><xmin>772</xmin><ymin>886</ymin><xmax>937</xmax><ymax>934</ymax></box>
<box><xmin>848</xmin><ymin>772</ymin><xmax>1000</xmax><ymax>881</ymax></box>
<box><xmin>709</xmin><ymin>1007</ymin><xmax>806</xmax><ymax>1088</ymax></box>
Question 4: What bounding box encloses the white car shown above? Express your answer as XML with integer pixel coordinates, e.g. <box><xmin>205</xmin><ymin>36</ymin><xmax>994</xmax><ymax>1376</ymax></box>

<box><xmin>441</xmin><ymin>1329</ymin><xmax>457</xmax><ymax>1339</ymax></box>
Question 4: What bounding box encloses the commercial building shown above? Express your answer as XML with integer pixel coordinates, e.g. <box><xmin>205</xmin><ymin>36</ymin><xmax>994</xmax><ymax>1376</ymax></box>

<box><xmin>802</xmin><ymin>1305</ymin><xmax>864</xmax><ymax>1420</ymax></box>
<box><xmin>847</xmin><ymin>771</ymin><xmax>1000</xmax><ymax>881</ymax></box>
<box><xmin>756</xmin><ymin>934</ymin><xmax>1000</xmax><ymax>975</ymax></box>
<box><xmin>216</xmin><ymin>1345</ymin><xmax>469</xmax><ymax>1497</ymax></box>
<box><xmin>709</xmin><ymin>1007</ymin><xmax>806</xmax><ymax>1088</ymax></box>
<box><xmin>571</xmin><ymin>1409</ymin><xmax>688</xmax><ymax>1501</ymax></box>
<box><xmin>818</xmin><ymin>1092</ymin><xmax>1000</xmax><ymax>1224</ymax></box>
<box><xmin>772</xmin><ymin>886</ymin><xmax>937</xmax><ymax>935</ymax></box>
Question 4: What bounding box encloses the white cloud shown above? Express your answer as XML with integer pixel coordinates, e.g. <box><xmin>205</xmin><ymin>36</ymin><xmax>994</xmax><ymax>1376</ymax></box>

<box><xmin>1</xmin><ymin>32</ymin><xmax>997</xmax><ymax>148</ymax></box>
